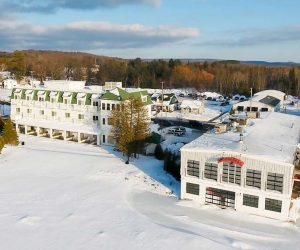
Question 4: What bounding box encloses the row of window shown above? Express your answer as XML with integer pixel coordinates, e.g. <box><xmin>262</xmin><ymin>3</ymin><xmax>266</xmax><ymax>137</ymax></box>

<box><xmin>19</xmin><ymin>108</ymin><xmax>87</xmax><ymax>120</ymax></box>
<box><xmin>17</xmin><ymin>108</ymin><xmax>114</xmax><ymax>123</ymax></box>
<box><xmin>186</xmin><ymin>160</ymin><xmax>284</xmax><ymax>193</ymax></box>
<box><xmin>186</xmin><ymin>182</ymin><xmax>282</xmax><ymax>213</ymax></box>
<box><xmin>102</xmin><ymin>103</ymin><xmax>120</xmax><ymax>111</ymax></box>
<box><xmin>236</xmin><ymin>106</ymin><xmax>269</xmax><ymax>112</ymax></box>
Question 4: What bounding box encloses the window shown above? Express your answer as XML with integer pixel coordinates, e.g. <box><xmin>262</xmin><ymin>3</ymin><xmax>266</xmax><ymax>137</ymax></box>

<box><xmin>243</xmin><ymin>194</ymin><xmax>259</xmax><ymax>208</ymax></box>
<box><xmin>265</xmin><ymin>198</ymin><xmax>282</xmax><ymax>213</ymax></box>
<box><xmin>38</xmin><ymin>97</ymin><xmax>44</xmax><ymax>102</ymax></box>
<box><xmin>51</xmin><ymin>98</ymin><xmax>56</xmax><ymax>103</ymax></box>
<box><xmin>187</xmin><ymin>160</ymin><xmax>200</xmax><ymax>177</ymax></box>
<box><xmin>108</xmin><ymin>118</ymin><xmax>113</xmax><ymax>125</ymax></box>
<box><xmin>93</xmin><ymin>101</ymin><xmax>98</xmax><ymax>107</ymax></box>
<box><xmin>246</xmin><ymin>169</ymin><xmax>261</xmax><ymax>189</ymax></box>
<box><xmin>102</xmin><ymin>118</ymin><xmax>105</xmax><ymax>125</ymax></box>
<box><xmin>102</xmin><ymin>135</ymin><xmax>106</xmax><ymax>143</ymax></box>
<box><xmin>78</xmin><ymin>114</ymin><xmax>84</xmax><ymax>120</ymax></box>
<box><xmin>51</xmin><ymin>111</ymin><xmax>56</xmax><ymax>117</ymax></box>
<box><xmin>204</xmin><ymin>163</ymin><xmax>218</xmax><ymax>181</ymax></box>
<box><xmin>65</xmin><ymin>113</ymin><xmax>70</xmax><ymax>118</ymax></box>
<box><xmin>16</xmin><ymin>108</ymin><xmax>20</xmax><ymax>113</ymax></box>
<box><xmin>93</xmin><ymin>116</ymin><xmax>99</xmax><ymax>121</ymax></box>
<box><xmin>27</xmin><ymin>109</ymin><xmax>32</xmax><ymax>114</ymax></box>
<box><xmin>77</xmin><ymin>100</ymin><xmax>83</xmax><ymax>105</ymax></box>
<box><xmin>186</xmin><ymin>182</ymin><xmax>199</xmax><ymax>195</ymax></box>
<box><xmin>112</xmin><ymin>104</ymin><xmax>115</xmax><ymax>110</ymax></box>
<box><xmin>267</xmin><ymin>173</ymin><xmax>283</xmax><ymax>192</ymax></box>
<box><xmin>102</xmin><ymin>103</ymin><xmax>105</xmax><ymax>110</ymax></box>
<box><xmin>261</xmin><ymin>108</ymin><xmax>268</xmax><ymax>112</ymax></box>
<box><xmin>116</xmin><ymin>104</ymin><xmax>120</xmax><ymax>111</ymax></box>
<box><xmin>26</xmin><ymin>96</ymin><xmax>31</xmax><ymax>101</ymax></box>
<box><xmin>222</xmin><ymin>163</ymin><xmax>241</xmax><ymax>185</ymax></box>
<box><xmin>64</xmin><ymin>99</ymin><xmax>68</xmax><ymax>104</ymax></box>
<box><xmin>107</xmin><ymin>103</ymin><xmax>110</xmax><ymax>110</ymax></box>
<box><xmin>40</xmin><ymin>110</ymin><xmax>44</xmax><ymax>115</ymax></box>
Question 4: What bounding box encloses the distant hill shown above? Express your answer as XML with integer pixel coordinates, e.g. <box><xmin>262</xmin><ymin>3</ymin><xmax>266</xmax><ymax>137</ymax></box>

<box><xmin>1</xmin><ymin>51</ymin><xmax>298</xmax><ymax>67</ymax></box>
<box><xmin>142</xmin><ymin>58</ymin><xmax>300</xmax><ymax>67</ymax></box>
<box><xmin>241</xmin><ymin>61</ymin><xmax>300</xmax><ymax>67</ymax></box>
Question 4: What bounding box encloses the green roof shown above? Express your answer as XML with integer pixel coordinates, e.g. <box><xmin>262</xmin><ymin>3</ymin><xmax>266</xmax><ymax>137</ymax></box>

<box><xmin>85</xmin><ymin>93</ymin><xmax>93</xmax><ymax>105</ymax></box>
<box><xmin>101</xmin><ymin>88</ymin><xmax>152</xmax><ymax>105</ymax></box>
<box><xmin>71</xmin><ymin>92</ymin><xmax>78</xmax><ymax>104</ymax></box>
<box><xmin>45</xmin><ymin>91</ymin><xmax>51</xmax><ymax>102</ymax></box>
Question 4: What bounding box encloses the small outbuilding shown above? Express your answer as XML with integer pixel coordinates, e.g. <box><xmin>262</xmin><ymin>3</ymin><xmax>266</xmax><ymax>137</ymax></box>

<box><xmin>180</xmin><ymin>100</ymin><xmax>204</xmax><ymax>115</ymax></box>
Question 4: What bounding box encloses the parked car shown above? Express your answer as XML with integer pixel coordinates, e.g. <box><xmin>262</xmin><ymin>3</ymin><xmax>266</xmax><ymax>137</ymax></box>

<box><xmin>220</xmin><ymin>101</ymin><xmax>230</xmax><ymax>106</ymax></box>
<box><xmin>174</xmin><ymin>131</ymin><xmax>185</xmax><ymax>136</ymax></box>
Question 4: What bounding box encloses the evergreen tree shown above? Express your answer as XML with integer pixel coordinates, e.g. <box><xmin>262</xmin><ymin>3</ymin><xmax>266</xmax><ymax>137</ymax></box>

<box><xmin>3</xmin><ymin>119</ymin><xmax>19</xmax><ymax>145</ymax></box>
<box><xmin>154</xmin><ymin>144</ymin><xmax>164</xmax><ymax>160</ymax></box>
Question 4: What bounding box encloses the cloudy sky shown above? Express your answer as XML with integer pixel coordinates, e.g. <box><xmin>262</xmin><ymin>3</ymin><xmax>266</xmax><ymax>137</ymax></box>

<box><xmin>0</xmin><ymin>0</ymin><xmax>299</xmax><ymax>61</ymax></box>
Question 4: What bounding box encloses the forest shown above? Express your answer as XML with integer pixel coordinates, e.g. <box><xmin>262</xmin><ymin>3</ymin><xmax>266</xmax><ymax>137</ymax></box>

<box><xmin>1</xmin><ymin>50</ymin><xmax>299</xmax><ymax>96</ymax></box>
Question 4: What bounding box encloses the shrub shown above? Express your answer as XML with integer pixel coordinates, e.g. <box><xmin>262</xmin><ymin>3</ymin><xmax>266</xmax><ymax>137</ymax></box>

<box><xmin>163</xmin><ymin>150</ymin><xmax>181</xmax><ymax>181</ymax></box>
<box><xmin>154</xmin><ymin>144</ymin><xmax>164</xmax><ymax>160</ymax></box>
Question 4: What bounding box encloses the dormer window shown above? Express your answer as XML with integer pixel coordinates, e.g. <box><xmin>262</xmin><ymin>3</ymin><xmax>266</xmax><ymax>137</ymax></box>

<box><xmin>142</xmin><ymin>96</ymin><xmax>147</xmax><ymax>103</ymax></box>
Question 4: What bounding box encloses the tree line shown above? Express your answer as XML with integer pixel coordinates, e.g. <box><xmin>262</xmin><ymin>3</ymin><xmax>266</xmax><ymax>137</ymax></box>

<box><xmin>1</xmin><ymin>50</ymin><xmax>300</xmax><ymax>96</ymax></box>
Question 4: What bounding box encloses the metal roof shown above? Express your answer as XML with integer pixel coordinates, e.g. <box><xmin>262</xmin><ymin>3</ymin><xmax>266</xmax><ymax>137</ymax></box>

<box><xmin>259</xmin><ymin>95</ymin><xmax>281</xmax><ymax>107</ymax></box>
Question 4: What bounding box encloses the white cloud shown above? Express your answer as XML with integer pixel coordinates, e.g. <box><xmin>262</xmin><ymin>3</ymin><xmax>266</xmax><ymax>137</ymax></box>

<box><xmin>0</xmin><ymin>0</ymin><xmax>161</xmax><ymax>13</ymax></box>
<box><xmin>0</xmin><ymin>20</ymin><xmax>199</xmax><ymax>51</ymax></box>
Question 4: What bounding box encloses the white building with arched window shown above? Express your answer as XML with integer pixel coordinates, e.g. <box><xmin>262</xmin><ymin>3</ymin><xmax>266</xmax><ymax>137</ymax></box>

<box><xmin>180</xmin><ymin>112</ymin><xmax>300</xmax><ymax>221</ymax></box>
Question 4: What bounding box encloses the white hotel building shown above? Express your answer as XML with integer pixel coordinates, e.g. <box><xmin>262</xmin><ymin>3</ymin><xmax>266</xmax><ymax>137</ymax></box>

<box><xmin>181</xmin><ymin>112</ymin><xmax>300</xmax><ymax>220</ymax></box>
<box><xmin>10</xmin><ymin>81</ymin><xmax>152</xmax><ymax>146</ymax></box>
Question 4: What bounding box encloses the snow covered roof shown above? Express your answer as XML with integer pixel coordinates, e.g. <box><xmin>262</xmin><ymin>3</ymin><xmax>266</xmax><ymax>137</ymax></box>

<box><xmin>63</xmin><ymin>92</ymin><xmax>72</xmax><ymax>97</ymax></box>
<box><xmin>50</xmin><ymin>91</ymin><xmax>58</xmax><ymax>97</ymax></box>
<box><xmin>14</xmin><ymin>89</ymin><xmax>22</xmax><ymax>94</ymax></box>
<box><xmin>253</xmin><ymin>90</ymin><xmax>285</xmax><ymax>102</ymax></box>
<box><xmin>181</xmin><ymin>100</ymin><xmax>203</xmax><ymax>109</ymax></box>
<box><xmin>182</xmin><ymin>112</ymin><xmax>300</xmax><ymax>164</ymax></box>
<box><xmin>25</xmin><ymin>90</ymin><xmax>34</xmax><ymax>95</ymax></box>
<box><xmin>91</xmin><ymin>94</ymin><xmax>101</xmax><ymax>99</ymax></box>
<box><xmin>37</xmin><ymin>90</ymin><xmax>46</xmax><ymax>95</ymax></box>
<box><xmin>77</xmin><ymin>93</ymin><xmax>86</xmax><ymax>98</ymax></box>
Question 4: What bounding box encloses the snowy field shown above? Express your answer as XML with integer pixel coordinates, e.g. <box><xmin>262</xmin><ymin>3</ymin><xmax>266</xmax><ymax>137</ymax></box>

<box><xmin>0</xmin><ymin>135</ymin><xmax>300</xmax><ymax>249</ymax></box>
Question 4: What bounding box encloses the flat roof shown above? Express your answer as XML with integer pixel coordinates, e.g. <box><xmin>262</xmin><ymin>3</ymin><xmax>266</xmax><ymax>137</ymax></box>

<box><xmin>182</xmin><ymin>112</ymin><xmax>300</xmax><ymax>164</ymax></box>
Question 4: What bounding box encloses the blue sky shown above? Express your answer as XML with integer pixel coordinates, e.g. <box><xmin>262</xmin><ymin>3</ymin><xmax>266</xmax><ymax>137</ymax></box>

<box><xmin>0</xmin><ymin>0</ymin><xmax>299</xmax><ymax>61</ymax></box>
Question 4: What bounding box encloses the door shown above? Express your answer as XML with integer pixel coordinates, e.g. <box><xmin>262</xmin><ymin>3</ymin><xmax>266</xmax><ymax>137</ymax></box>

<box><xmin>205</xmin><ymin>187</ymin><xmax>235</xmax><ymax>208</ymax></box>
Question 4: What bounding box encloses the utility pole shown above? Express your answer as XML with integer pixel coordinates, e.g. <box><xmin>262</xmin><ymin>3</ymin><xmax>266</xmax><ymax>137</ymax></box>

<box><xmin>161</xmin><ymin>81</ymin><xmax>164</xmax><ymax>112</ymax></box>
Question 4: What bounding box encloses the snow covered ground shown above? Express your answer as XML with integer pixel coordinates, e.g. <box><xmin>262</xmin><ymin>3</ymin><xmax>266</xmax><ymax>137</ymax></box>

<box><xmin>0</xmin><ymin>135</ymin><xmax>300</xmax><ymax>249</ymax></box>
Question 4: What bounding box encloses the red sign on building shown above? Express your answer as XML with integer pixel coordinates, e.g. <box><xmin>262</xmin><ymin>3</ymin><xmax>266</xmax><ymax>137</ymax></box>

<box><xmin>218</xmin><ymin>157</ymin><xmax>244</xmax><ymax>167</ymax></box>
